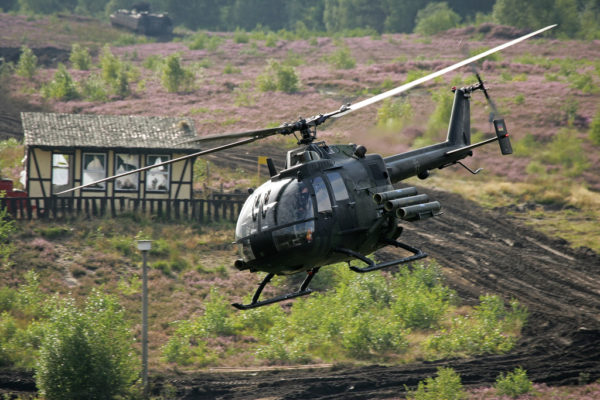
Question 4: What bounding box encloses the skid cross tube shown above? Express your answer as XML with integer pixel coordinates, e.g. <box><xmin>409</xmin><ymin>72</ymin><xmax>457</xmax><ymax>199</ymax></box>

<box><xmin>334</xmin><ymin>240</ymin><xmax>427</xmax><ymax>273</ymax></box>
<box><xmin>232</xmin><ymin>267</ymin><xmax>320</xmax><ymax>310</ymax></box>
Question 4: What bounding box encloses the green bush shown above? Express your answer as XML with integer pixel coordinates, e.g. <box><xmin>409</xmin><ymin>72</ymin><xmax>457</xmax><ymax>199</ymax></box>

<box><xmin>256</xmin><ymin>60</ymin><xmax>299</xmax><ymax>93</ymax></box>
<box><xmin>41</xmin><ymin>63</ymin><xmax>79</xmax><ymax>101</ymax></box>
<box><xmin>264</xmin><ymin>31</ymin><xmax>278</xmax><ymax>47</ymax></box>
<box><xmin>16</xmin><ymin>45</ymin><xmax>37</xmax><ymax>79</ymax></box>
<box><xmin>80</xmin><ymin>73</ymin><xmax>109</xmax><ymax>102</ymax></box>
<box><xmin>407</xmin><ymin>367</ymin><xmax>465</xmax><ymax>400</ymax></box>
<box><xmin>376</xmin><ymin>98</ymin><xmax>413</xmax><ymax>130</ymax></box>
<box><xmin>0</xmin><ymin>204</ymin><xmax>15</xmax><ymax>266</ymax></box>
<box><xmin>161</xmin><ymin>53</ymin><xmax>196</xmax><ymax>93</ymax></box>
<box><xmin>495</xmin><ymin>367</ymin><xmax>534</xmax><ymax>397</ymax></box>
<box><xmin>69</xmin><ymin>43</ymin><xmax>92</xmax><ymax>70</ymax></box>
<box><xmin>36</xmin><ymin>290</ymin><xmax>137</xmax><ymax>399</ymax></box>
<box><xmin>512</xmin><ymin>133</ymin><xmax>538</xmax><ymax>157</ymax></box>
<box><xmin>540</xmin><ymin>129</ymin><xmax>589</xmax><ymax>177</ymax></box>
<box><xmin>223</xmin><ymin>62</ymin><xmax>241</xmax><ymax>74</ymax></box>
<box><xmin>414</xmin><ymin>2</ymin><xmax>461</xmax><ymax>36</ymax></box>
<box><xmin>162</xmin><ymin>288</ymin><xmax>234</xmax><ymax>365</ymax></box>
<box><xmin>233</xmin><ymin>28</ymin><xmax>249</xmax><ymax>43</ymax></box>
<box><xmin>251</xmin><ymin>263</ymin><xmax>451</xmax><ymax>363</ymax></box>
<box><xmin>590</xmin><ymin>108</ymin><xmax>600</xmax><ymax>145</ymax></box>
<box><xmin>99</xmin><ymin>45</ymin><xmax>119</xmax><ymax>86</ymax></box>
<box><xmin>188</xmin><ymin>32</ymin><xmax>223</xmax><ymax>51</ymax></box>
<box><xmin>424</xmin><ymin>295</ymin><xmax>527</xmax><ymax>358</ymax></box>
<box><xmin>142</xmin><ymin>54</ymin><xmax>163</xmax><ymax>71</ymax></box>
<box><xmin>326</xmin><ymin>47</ymin><xmax>356</xmax><ymax>69</ymax></box>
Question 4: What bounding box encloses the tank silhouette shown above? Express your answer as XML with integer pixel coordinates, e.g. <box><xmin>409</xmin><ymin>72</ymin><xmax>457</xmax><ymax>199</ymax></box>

<box><xmin>110</xmin><ymin>3</ymin><xmax>172</xmax><ymax>36</ymax></box>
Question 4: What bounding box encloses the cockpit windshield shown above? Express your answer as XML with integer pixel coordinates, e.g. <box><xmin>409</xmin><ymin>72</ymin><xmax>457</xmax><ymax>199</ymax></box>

<box><xmin>276</xmin><ymin>179</ymin><xmax>314</xmax><ymax>225</ymax></box>
<box><xmin>236</xmin><ymin>178</ymin><xmax>316</xmax><ymax>241</ymax></box>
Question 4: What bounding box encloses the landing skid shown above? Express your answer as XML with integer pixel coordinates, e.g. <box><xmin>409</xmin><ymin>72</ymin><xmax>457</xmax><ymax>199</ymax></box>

<box><xmin>334</xmin><ymin>239</ymin><xmax>427</xmax><ymax>273</ymax></box>
<box><xmin>232</xmin><ymin>267</ymin><xmax>320</xmax><ymax>310</ymax></box>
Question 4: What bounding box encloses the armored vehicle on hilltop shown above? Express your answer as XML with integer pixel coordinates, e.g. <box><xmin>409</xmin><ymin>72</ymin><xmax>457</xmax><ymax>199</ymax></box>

<box><xmin>110</xmin><ymin>5</ymin><xmax>172</xmax><ymax>37</ymax></box>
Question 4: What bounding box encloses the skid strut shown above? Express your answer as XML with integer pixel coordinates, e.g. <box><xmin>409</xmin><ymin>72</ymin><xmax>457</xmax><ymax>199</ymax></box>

<box><xmin>334</xmin><ymin>239</ymin><xmax>426</xmax><ymax>273</ymax></box>
<box><xmin>232</xmin><ymin>267</ymin><xmax>320</xmax><ymax>310</ymax></box>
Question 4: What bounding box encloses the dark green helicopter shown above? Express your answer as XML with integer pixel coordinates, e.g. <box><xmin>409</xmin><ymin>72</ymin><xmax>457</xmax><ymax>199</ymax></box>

<box><xmin>59</xmin><ymin>25</ymin><xmax>554</xmax><ymax>310</ymax></box>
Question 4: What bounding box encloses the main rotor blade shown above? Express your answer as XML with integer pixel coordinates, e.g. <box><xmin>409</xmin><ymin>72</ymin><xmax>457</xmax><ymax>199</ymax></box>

<box><xmin>177</xmin><ymin>125</ymin><xmax>284</xmax><ymax>146</ymax></box>
<box><xmin>55</xmin><ymin>136</ymin><xmax>259</xmax><ymax>195</ymax></box>
<box><xmin>332</xmin><ymin>24</ymin><xmax>556</xmax><ymax>118</ymax></box>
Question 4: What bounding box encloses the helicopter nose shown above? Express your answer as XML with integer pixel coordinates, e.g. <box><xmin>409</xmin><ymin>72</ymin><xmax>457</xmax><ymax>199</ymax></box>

<box><xmin>234</xmin><ymin>259</ymin><xmax>249</xmax><ymax>271</ymax></box>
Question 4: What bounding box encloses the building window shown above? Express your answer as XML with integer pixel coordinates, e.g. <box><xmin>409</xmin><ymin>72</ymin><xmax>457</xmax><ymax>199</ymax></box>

<box><xmin>115</xmin><ymin>153</ymin><xmax>139</xmax><ymax>191</ymax></box>
<box><xmin>82</xmin><ymin>153</ymin><xmax>106</xmax><ymax>190</ymax></box>
<box><xmin>52</xmin><ymin>153</ymin><xmax>73</xmax><ymax>195</ymax></box>
<box><xmin>146</xmin><ymin>155</ymin><xmax>169</xmax><ymax>192</ymax></box>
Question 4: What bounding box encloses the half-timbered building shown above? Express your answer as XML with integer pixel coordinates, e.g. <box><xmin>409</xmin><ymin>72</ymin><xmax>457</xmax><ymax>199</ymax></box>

<box><xmin>21</xmin><ymin>112</ymin><xmax>199</xmax><ymax>204</ymax></box>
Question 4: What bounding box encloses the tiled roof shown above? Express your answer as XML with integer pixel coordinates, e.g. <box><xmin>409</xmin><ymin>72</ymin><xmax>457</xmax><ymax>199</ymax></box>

<box><xmin>21</xmin><ymin>112</ymin><xmax>200</xmax><ymax>151</ymax></box>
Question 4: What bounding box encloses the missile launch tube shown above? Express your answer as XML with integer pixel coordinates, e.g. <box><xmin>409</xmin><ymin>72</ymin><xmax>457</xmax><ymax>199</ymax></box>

<box><xmin>373</xmin><ymin>187</ymin><xmax>418</xmax><ymax>205</ymax></box>
<box><xmin>397</xmin><ymin>201</ymin><xmax>441</xmax><ymax>221</ymax></box>
<box><xmin>384</xmin><ymin>194</ymin><xmax>430</xmax><ymax>212</ymax></box>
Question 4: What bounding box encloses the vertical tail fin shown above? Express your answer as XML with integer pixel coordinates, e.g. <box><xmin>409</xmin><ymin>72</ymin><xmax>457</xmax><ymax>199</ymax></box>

<box><xmin>493</xmin><ymin>119</ymin><xmax>513</xmax><ymax>155</ymax></box>
<box><xmin>447</xmin><ymin>88</ymin><xmax>471</xmax><ymax>147</ymax></box>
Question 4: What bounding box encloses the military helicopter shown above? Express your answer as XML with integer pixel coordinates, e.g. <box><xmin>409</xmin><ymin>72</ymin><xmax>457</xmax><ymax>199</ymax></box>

<box><xmin>59</xmin><ymin>25</ymin><xmax>555</xmax><ymax>310</ymax></box>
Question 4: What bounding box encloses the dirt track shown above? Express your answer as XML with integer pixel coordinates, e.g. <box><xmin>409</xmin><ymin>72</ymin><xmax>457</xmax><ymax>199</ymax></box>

<box><xmin>145</xmin><ymin>186</ymin><xmax>600</xmax><ymax>399</ymax></box>
<box><xmin>1</xmin><ymin>187</ymin><xmax>599</xmax><ymax>399</ymax></box>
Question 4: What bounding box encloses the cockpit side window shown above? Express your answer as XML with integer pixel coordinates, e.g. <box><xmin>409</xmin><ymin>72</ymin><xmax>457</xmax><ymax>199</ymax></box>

<box><xmin>312</xmin><ymin>176</ymin><xmax>332</xmax><ymax>213</ymax></box>
<box><xmin>276</xmin><ymin>179</ymin><xmax>314</xmax><ymax>225</ymax></box>
<box><xmin>326</xmin><ymin>172</ymin><xmax>349</xmax><ymax>201</ymax></box>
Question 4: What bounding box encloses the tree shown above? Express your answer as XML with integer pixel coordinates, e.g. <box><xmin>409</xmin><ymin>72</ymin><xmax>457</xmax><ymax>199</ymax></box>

<box><xmin>384</xmin><ymin>0</ymin><xmax>429</xmax><ymax>33</ymax></box>
<box><xmin>36</xmin><ymin>290</ymin><xmax>137</xmax><ymax>400</ymax></box>
<box><xmin>324</xmin><ymin>0</ymin><xmax>387</xmax><ymax>33</ymax></box>
<box><xmin>161</xmin><ymin>53</ymin><xmax>195</xmax><ymax>93</ymax></box>
<box><xmin>228</xmin><ymin>0</ymin><xmax>287</xmax><ymax>31</ymax></box>
<box><xmin>414</xmin><ymin>2</ymin><xmax>461</xmax><ymax>35</ymax></box>
<box><xmin>18</xmin><ymin>0</ymin><xmax>76</xmax><ymax>14</ymax></box>
<box><xmin>16</xmin><ymin>45</ymin><xmax>37</xmax><ymax>79</ymax></box>
<box><xmin>493</xmin><ymin>0</ymin><xmax>579</xmax><ymax>37</ymax></box>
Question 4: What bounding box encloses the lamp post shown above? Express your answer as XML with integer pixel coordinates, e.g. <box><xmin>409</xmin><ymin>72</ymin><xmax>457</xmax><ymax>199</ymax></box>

<box><xmin>137</xmin><ymin>240</ymin><xmax>152</xmax><ymax>398</ymax></box>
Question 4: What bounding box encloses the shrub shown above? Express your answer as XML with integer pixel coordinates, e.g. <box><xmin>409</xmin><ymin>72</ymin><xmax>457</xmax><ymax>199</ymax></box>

<box><xmin>264</xmin><ymin>31</ymin><xmax>278</xmax><ymax>47</ymax></box>
<box><xmin>424</xmin><ymin>295</ymin><xmax>527</xmax><ymax>358</ymax></box>
<box><xmin>80</xmin><ymin>73</ymin><xmax>109</xmax><ymax>102</ymax></box>
<box><xmin>0</xmin><ymin>204</ymin><xmax>15</xmax><ymax>266</ymax></box>
<box><xmin>36</xmin><ymin>290</ymin><xmax>137</xmax><ymax>400</ymax></box>
<box><xmin>41</xmin><ymin>63</ymin><xmax>79</xmax><ymax>101</ymax></box>
<box><xmin>407</xmin><ymin>367</ymin><xmax>466</xmax><ymax>400</ymax></box>
<box><xmin>540</xmin><ymin>129</ymin><xmax>589</xmax><ymax>177</ymax></box>
<box><xmin>188</xmin><ymin>32</ymin><xmax>223</xmax><ymax>51</ymax></box>
<box><xmin>233</xmin><ymin>28</ymin><xmax>249</xmax><ymax>43</ymax></box>
<box><xmin>234</xmin><ymin>81</ymin><xmax>255</xmax><ymax>107</ymax></box>
<box><xmin>376</xmin><ymin>98</ymin><xmax>413</xmax><ymax>130</ymax></box>
<box><xmin>414</xmin><ymin>2</ymin><xmax>461</xmax><ymax>36</ymax></box>
<box><xmin>223</xmin><ymin>62</ymin><xmax>241</xmax><ymax>74</ymax></box>
<box><xmin>256</xmin><ymin>60</ymin><xmax>299</xmax><ymax>93</ymax></box>
<box><xmin>16</xmin><ymin>45</ymin><xmax>37</xmax><ymax>79</ymax></box>
<box><xmin>142</xmin><ymin>54</ymin><xmax>163</xmax><ymax>71</ymax></box>
<box><xmin>495</xmin><ymin>367</ymin><xmax>533</xmax><ymax>397</ymax></box>
<box><xmin>99</xmin><ymin>45</ymin><xmax>119</xmax><ymax>86</ymax></box>
<box><xmin>161</xmin><ymin>53</ymin><xmax>195</xmax><ymax>93</ymax></box>
<box><xmin>69</xmin><ymin>43</ymin><xmax>91</xmax><ymax>70</ymax></box>
<box><xmin>590</xmin><ymin>108</ymin><xmax>600</xmax><ymax>145</ymax></box>
<box><xmin>512</xmin><ymin>133</ymin><xmax>538</xmax><ymax>157</ymax></box>
<box><xmin>326</xmin><ymin>47</ymin><xmax>356</xmax><ymax>69</ymax></box>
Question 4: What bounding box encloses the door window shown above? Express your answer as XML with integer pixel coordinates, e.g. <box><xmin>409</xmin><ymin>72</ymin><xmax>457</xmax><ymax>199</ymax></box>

<box><xmin>326</xmin><ymin>172</ymin><xmax>349</xmax><ymax>201</ymax></box>
<box><xmin>312</xmin><ymin>176</ymin><xmax>332</xmax><ymax>213</ymax></box>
